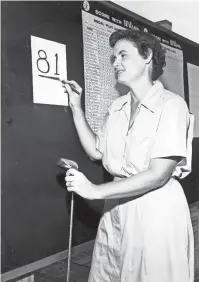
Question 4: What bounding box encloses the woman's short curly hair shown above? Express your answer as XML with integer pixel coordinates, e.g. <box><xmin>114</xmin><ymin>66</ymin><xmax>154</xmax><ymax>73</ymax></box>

<box><xmin>109</xmin><ymin>29</ymin><xmax>166</xmax><ymax>81</ymax></box>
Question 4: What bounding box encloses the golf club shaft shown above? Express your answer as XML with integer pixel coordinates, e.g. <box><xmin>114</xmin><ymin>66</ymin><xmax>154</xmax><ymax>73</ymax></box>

<box><xmin>67</xmin><ymin>191</ymin><xmax>74</xmax><ymax>282</ymax></box>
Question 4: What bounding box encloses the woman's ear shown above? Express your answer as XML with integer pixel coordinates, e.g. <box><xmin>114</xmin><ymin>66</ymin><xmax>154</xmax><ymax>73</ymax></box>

<box><xmin>145</xmin><ymin>49</ymin><xmax>153</xmax><ymax>65</ymax></box>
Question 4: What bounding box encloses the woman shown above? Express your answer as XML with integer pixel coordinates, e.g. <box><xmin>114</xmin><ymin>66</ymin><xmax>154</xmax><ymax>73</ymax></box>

<box><xmin>62</xmin><ymin>30</ymin><xmax>194</xmax><ymax>282</ymax></box>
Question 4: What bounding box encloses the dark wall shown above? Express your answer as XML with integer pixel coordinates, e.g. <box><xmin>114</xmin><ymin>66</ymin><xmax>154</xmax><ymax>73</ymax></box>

<box><xmin>1</xmin><ymin>1</ymin><xmax>104</xmax><ymax>272</ymax></box>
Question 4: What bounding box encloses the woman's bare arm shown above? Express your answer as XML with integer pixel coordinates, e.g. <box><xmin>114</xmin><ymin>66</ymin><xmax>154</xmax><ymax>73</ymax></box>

<box><xmin>72</xmin><ymin>107</ymin><xmax>102</xmax><ymax>160</ymax></box>
<box><xmin>97</xmin><ymin>157</ymin><xmax>179</xmax><ymax>199</ymax></box>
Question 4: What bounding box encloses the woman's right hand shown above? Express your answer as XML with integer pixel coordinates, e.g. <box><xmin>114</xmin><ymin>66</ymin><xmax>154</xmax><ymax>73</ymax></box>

<box><xmin>60</xmin><ymin>79</ymin><xmax>83</xmax><ymax>110</ymax></box>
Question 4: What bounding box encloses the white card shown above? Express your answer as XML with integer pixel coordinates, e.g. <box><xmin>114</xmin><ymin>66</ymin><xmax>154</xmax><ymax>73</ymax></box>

<box><xmin>31</xmin><ymin>36</ymin><xmax>68</xmax><ymax>106</ymax></box>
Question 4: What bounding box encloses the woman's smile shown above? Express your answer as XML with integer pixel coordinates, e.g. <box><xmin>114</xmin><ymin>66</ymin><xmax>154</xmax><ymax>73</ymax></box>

<box><xmin>116</xmin><ymin>69</ymin><xmax>125</xmax><ymax>75</ymax></box>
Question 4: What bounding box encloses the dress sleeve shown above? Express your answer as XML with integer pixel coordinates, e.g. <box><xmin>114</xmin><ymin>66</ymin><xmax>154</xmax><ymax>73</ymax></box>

<box><xmin>151</xmin><ymin>97</ymin><xmax>190</xmax><ymax>159</ymax></box>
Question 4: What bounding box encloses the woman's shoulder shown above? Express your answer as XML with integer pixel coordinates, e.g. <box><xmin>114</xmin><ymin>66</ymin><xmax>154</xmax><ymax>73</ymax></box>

<box><xmin>163</xmin><ymin>89</ymin><xmax>189</xmax><ymax>112</ymax></box>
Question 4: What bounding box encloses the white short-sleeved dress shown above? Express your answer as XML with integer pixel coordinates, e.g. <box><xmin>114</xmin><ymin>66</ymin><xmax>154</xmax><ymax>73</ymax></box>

<box><xmin>88</xmin><ymin>81</ymin><xmax>194</xmax><ymax>282</ymax></box>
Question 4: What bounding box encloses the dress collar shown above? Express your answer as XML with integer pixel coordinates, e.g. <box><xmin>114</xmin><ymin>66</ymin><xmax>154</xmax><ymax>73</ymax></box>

<box><xmin>112</xmin><ymin>80</ymin><xmax>165</xmax><ymax>113</ymax></box>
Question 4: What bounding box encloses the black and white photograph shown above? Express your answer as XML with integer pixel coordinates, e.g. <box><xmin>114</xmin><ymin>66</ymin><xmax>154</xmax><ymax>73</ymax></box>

<box><xmin>1</xmin><ymin>1</ymin><xmax>199</xmax><ymax>282</ymax></box>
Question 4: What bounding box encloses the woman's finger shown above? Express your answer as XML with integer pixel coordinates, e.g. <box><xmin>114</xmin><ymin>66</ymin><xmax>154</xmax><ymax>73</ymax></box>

<box><xmin>66</xmin><ymin>169</ymin><xmax>71</xmax><ymax>177</ymax></box>
<box><xmin>60</xmin><ymin>82</ymin><xmax>70</xmax><ymax>93</ymax></box>
<box><xmin>64</xmin><ymin>80</ymin><xmax>77</xmax><ymax>86</ymax></box>
<box><xmin>64</xmin><ymin>83</ymin><xmax>73</xmax><ymax>94</ymax></box>
<box><xmin>66</xmin><ymin>181</ymin><xmax>75</xmax><ymax>187</ymax></box>
<box><xmin>67</xmin><ymin>186</ymin><xmax>76</xmax><ymax>192</ymax></box>
<box><xmin>65</xmin><ymin>175</ymin><xmax>75</xmax><ymax>182</ymax></box>
<box><xmin>62</xmin><ymin>80</ymin><xmax>82</xmax><ymax>94</ymax></box>
<box><xmin>61</xmin><ymin>85</ymin><xmax>69</xmax><ymax>94</ymax></box>
<box><xmin>66</xmin><ymin>168</ymin><xmax>78</xmax><ymax>177</ymax></box>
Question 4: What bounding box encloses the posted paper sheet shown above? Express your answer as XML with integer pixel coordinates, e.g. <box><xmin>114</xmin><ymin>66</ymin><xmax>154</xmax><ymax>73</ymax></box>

<box><xmin>159</xmin><ymin>44</ymin><xmax>184</xmax><ymax>99</ymax></box>
<box><xmin>187</xmin><ymin>63</ymin><xmax>199</xmax><ymax>137</ymax></box>
<box><xmin>31</xmin><ymin>36</ymin><xmax>68</xmax><ymax>106</ymax></box>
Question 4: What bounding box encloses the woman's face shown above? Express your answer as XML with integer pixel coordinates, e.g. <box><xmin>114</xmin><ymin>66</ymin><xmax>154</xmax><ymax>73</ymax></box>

<box><xmin>112</xmin><ymin>39</ymin><xmax>148</xmax><ymax>86</ymax></box>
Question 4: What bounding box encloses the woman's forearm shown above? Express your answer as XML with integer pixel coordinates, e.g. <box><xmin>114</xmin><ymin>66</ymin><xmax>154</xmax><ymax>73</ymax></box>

<box><xmin>97</xmin><ymin>168</ymin><xmax>169</xmax><ymax>200</ymax></box>
<box><xmin>71</xmin><ymin>106</ymin><xmax>102</xmax><ymax>160</ymax></box>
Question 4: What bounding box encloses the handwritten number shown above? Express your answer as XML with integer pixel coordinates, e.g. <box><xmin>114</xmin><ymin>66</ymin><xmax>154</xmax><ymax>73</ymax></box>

<box><xmin>37</xmin><ymin>50</ymin><xmax>50</xmax><ymax>74</ymax></box>
<box><xmin>37</xmin><ymin>50</ymin><xmax>59</xmax><ymax>76</ymax></box>
<box><xmin>54</xmin><ymin>53</ymin><xmax>59</xmax><ymax>75</ymax></box>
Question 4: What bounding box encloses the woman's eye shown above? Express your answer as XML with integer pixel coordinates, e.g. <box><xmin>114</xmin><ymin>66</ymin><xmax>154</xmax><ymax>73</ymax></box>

<box><xmin>121</xmin><ymin>54</ymin><xmax>126</xmax><ymax>58</ymax></box>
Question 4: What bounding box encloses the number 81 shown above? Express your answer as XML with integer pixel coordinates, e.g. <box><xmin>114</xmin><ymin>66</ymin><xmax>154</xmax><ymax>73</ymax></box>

<box><xmin>36</xmin><ymin>50</ymin><xmax>59</xmax><ymax>75</ymax></box>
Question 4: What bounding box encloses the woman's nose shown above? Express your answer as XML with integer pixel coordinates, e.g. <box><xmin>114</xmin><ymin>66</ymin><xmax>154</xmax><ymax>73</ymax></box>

<box><xmin>112</xmin><ymin>58</ymin><xmax>120</xmax><ymax>69</ymax></box>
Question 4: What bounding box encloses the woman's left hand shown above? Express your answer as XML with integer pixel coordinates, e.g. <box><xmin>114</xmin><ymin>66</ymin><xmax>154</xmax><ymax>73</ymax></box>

<box><xmin>65</xmin><ymin>168</ymin><xmax>100</xmax><ymax>200</ymax></box>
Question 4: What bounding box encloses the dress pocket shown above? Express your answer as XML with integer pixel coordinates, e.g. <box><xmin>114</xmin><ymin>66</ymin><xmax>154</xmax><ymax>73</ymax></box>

<box><xmin>125</xmin><ymin>134</ymin><xmax>153</xmax><ymax>171</ymax></box>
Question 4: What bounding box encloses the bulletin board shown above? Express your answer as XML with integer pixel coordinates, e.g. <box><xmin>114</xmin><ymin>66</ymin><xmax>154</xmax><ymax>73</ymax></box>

<box><xmin>1</xmin><ymin>0</ymin><xmax>199</xmax><ymax>274</ymax></box>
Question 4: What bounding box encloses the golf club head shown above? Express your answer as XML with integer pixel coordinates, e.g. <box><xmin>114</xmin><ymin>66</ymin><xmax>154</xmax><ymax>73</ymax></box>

<box><xmin>57</xmin><ymin>158</ymin><xmax>79</xmax><ymax>171</ymax></box>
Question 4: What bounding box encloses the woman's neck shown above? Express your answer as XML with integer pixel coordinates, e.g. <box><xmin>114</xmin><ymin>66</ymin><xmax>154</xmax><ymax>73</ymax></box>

<box><xmin>128</xmin><ymin>77</ymin><xmax>153</xmax><ymax>104</ymax></box>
